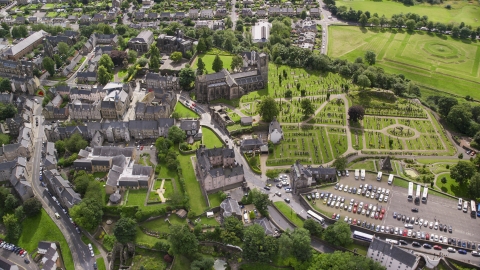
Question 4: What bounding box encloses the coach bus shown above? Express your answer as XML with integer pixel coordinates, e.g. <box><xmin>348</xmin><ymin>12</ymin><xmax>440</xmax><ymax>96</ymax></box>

<box><xmin>407</xmin><ymin>182</ymin><xmax>414</xmax><ymax>201</ymax></box>
<box><xmin>307</xmin><ymin>210</ymin><xmax>325</xmax><ymax>225</ymax></box>
<box><xmin>353</xmin><ymin>231</ymin><xmax>374</xmax><ymax>242</ymax></box>
<box><xmin>471</xmin><ymin>200</ymin><xmax>477</xmax><ymax>217</ymax></box>
<box><xmin>422</xmin><ymin>187</ymin><xmax>428</xmax><ymax>203</ymax></box>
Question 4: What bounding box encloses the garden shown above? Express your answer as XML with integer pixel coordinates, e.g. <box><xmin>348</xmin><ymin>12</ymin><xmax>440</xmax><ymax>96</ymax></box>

<box><xmin>192</xmin><ymin>49</ymin><xmax>234</xmax><ymax>74</ymax></box>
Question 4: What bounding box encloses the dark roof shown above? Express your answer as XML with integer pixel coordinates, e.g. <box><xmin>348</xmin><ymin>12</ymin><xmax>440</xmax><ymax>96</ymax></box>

<box><xmin>220</xmin><ymin>198</ymin><xmax>241</xmax><ymax>217</ymax></box>
<box><xmin>180</xmin><ymin>120</ymin><xmax>199</xmax><ymax>131</ymax></box>
<box><xmin>369</xmin><ymin>238</ymin><xmax>417</xmax><ymax>268</ymax></box>
<box><xmin>380</xmin><ymin>156</ymin><xmax>393</xmax><ymax>172</ymax></box>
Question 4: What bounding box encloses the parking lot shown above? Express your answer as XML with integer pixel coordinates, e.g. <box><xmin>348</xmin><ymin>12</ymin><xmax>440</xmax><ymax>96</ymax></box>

<box><xmin>0</xmin><ymin>244</ymin><xmax>35</xmax><ymax>270</ymax></box>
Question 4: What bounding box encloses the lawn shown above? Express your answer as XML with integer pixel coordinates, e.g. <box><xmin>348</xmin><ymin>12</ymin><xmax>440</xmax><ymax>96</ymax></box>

<box><xmin>132</xmin><ymin>248</ymin><xmax>170</xmax><ymax>270</ymax></box>
<box><xmin>96</xmin><ymin>258</ymin><xmax>107</xmax><ymax>270</ymax></box>
<box><xmin>208</xmin><ymin>192</ymin><xmax>223</xmax><ymax>208</ymax></box>
<box><xmin>135</xmin><ymin>227</ymin><xmax>159</xmax><ymax>246</ymax></box>
<box><xmin>345</xmin><ymin>242</ymin><xmax>368</xmax><ymax>256</ymax></box>
<box><xmin>328</xmin><ymin>26</ymin><xmax>480</xmax><ymax>99</ymax></box>
<box><xmin>436</xmin><ymin>173</ymin><xmax>469</xmax><ymax>198</ymax></box>
<box><xmin>173</xmin><ymin>102</ymin><xmax>199</xmax><ymax>119</ymax></box>
<box><xmin>192</xmin><ymin>53</ymin><xmax>234</xmax><ymax>74</ymax></box>
<box><xmin>240</xmin><ymin>263</ymin><xmax>293</xmax><ymax>270</ymax></box>
<box><xmin>17</xmin><ymin>210</ymin><xmax>74</xmax><ymax>270</ymax></box>
<box><xmin>274</xmin><ymin>201</ymin><xmax>304</xmax><ymax>227</ymax></box>
<box><xmin>177</xmin><ymin>154</ymin><xmax>208</xmax><ymax>215</ymax></box>
<box><xmin>171</xmin><ymin>255</ymin><xmax>192</xmax><ymax>270</ymax></box>
<box><xmin>392</xmin><ymin>177</ymin><xmax>410</xmax><ymax>189</ymax></box>
<box><xmin>125</xmin><ymin>189</ymin><xmax>148</xmax><ymax>206</ymax></box>
<box><xmin>162</xmin><ymin>179</ymin><xmax>174</xmax><ymax>199</ymax></box>
<box><xmin>142</xmin><ymin>214</ymin><xmax>187</xmax><ymax>233</ymax></box>
<box><xmin>117</xmin><ymin>69</ymin><xmax>128</xmax><ymax>78</ymax></box>
<box><xmin>348</xmin><ymin>160</ymin><xmax>376</xmax><ymax>171</ymax></box>
<box><xmin>202</xmin><ymin>127</ymin><xmax>224</xmax><ymax>148</ymax></box>
<box><xmin>416</xmin><ymin>158</ymin><xmax>459</xmax><ymax>164</ymax></box>
<box><xmin>335</xmin><ymin>0</ymin><xmax>480</xmax><ymax>27</ymax></box>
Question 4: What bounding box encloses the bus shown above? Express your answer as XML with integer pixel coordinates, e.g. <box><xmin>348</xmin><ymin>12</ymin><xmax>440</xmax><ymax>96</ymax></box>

<box><xmin>307</xmin><ymin>210</ymin><xmax>325</xmax><ymax>225</ymax></box>
<box><xmin>360</xmin><ymin>169</ymin><xmax>365</xmax><ymax>180</ymax></box>
<box><xmin>386</xmin><ymin>238</ymin><xmax>399</xmax><ymax>245</ymax></box>
<box><xmin>407</xmin><ymin>182</ymin><xmax>413</xmax><ymax>201</ymax></box>
<box><xmin>416</xmin><ymin>185</ymin><xmax>421</xmax><ymax>199</ymax></box>
<box><xmin>388</xmin><ymin>174</ymin><xmax>394</xmax><ymax>185</ymax></box>
<box><xmin>377</xmin><ymin>172</ymin><xmax>383</xmax><ymax>181</ymax></box>
<box><xmin>422</xmin><ymin>187</ymin><xmax>428</xmax><ymax>203</ymax></box>
<box><xmin>353</xmin><ymin>231</ymin><xmax>374</xmax><ymax>242</ymax></box>
<box><xmin>355</xmin><ymin>169</ymin><xmax>359</xmax><ymax>180</ymax></box>
<box><xmin>471</xmin><ymin>200</ymin><xmax>477</xmax><ymax>217</ymax></box>
<box><xmin>477</xmin><ymin>203</ymin><xmax>480</xmax><ymax>218</ymax></box>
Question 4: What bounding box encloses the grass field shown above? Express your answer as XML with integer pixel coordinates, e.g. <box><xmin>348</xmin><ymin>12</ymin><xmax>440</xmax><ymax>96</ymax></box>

<box><xmin>192</xmin><ymin>53</ymin><xmax>234</xmax><ymax>74</ymax></box>
<box><xmin>436</xmin><ymin>173</ymin><xmax>469</xmax><ymax>198</ymax></box>
<box><xmin>348</xmin><ymin>160</ymin><xmax>376</xmax><ymax>171</ymax></box>
<box><xmin>207</xmin><ymin>192</ymin><xmax>223</xmax><ymax>208</ymax></box>
<box><xmin>142</xmin><ymin>215</ymin><xmax>187</xmax><ymax>233</ymax></box>
<box><xmin>274</xmin><ymin>201</ymin><xmax>304</xmax><ymax>227</ymax></box>
<box><xmin>335</xmin><ymin>0</ymin><xmax>480</xmax><ymax>27</ymax></box>
<box><xmin>328</xmin><ymin>26</ymin><xmax>480</xmax><ymax>99</ymax></box>
<box><xmin>96</xmin><ymin>258</ymin><xmax>107</xmax><ymax>270</ymax></box>
<box><xmin>126</xmin><ymin>189</ymin><xmax>147</xmax><ymax>206</ymax></box>
<box><xmin>173</xmin><ymin>102</ymin><xmax>199</xmax><ymax>119</ymax></box>
<box><xmin>17</xmin><ymin>210</ymin><xmax>74</xmax><ymax>270</ymax></box>
<box><xmin>132</xmin><ymin>248</ymin><xmax>169</xmax><ymax>270</ymax></box>
<box><xmin>202</xmin><ymin>127</ymin><xmax>224</xmax><ymax>148</ymax></box>
<box><xmin>240</xmin><ymin>263</ymin><xmax>293</xmax><ymax>270</ymax></box>
<box><xmin>177</xmin><ymin>154</ymin><xmax>208</xmax><ymax>214</ymax></box>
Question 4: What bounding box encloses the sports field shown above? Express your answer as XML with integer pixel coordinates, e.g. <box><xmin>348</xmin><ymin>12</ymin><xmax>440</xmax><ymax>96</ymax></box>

<box><xmin>335</xmin><ymin>0</ymin><xmax>480</xmax><ymax>27</ymax></box>
<box><xmin>328</xmin><ymin>26</ymin><xmax>480</xmax><ymax>99</ymax></box>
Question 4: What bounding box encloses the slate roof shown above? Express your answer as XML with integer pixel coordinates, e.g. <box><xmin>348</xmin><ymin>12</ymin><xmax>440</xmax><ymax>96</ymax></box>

<box><xmin>254</xmin><ymin>217</ymin><xmax>275</xmax><ymax>235</ymax></box>
<box><xmin>220</xmin><ymin>198</ymin><xmax>241</xmax><ymax>217</ymax></box>
<box><xmin>369</xmin><ymin>238</ymin><xmax>417</xmax><ymax>268</ymax></box>
<box><xmin>4</xmin><ymin>30</ymin><xmax>47</xmax><ymax>57</ymax></box>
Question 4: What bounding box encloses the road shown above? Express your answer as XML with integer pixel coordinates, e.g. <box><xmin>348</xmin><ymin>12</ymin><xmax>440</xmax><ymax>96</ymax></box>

<box><xmin>30</xmin><ymin>101</ymin><xmax>96</xmax><ymax>270</ymax></box>
<box><xmin>123</xmin><ymin>81</ymin><xmax>144</xmax><ymax>121</ymax></box>
<box><xmin>230</xmin><ymin>0</ymin><xmax>238</xmax><ymax>28</ymax></box>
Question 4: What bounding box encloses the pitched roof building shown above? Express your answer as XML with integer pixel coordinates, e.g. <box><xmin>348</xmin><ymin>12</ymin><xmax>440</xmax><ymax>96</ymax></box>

<box><xmin>3</xmin><ymin>30</ymin><xmax>48</xmax><ymax>60</ymax></box>
<box><xmin>367</xmin><ymin>238</ymin><xmax>420</xmax><ymax>270</ymax></box>
<box><xmin>290</xmin><ymin>161</ymin><xmax>337</xmax><ymax>193</ymax></box>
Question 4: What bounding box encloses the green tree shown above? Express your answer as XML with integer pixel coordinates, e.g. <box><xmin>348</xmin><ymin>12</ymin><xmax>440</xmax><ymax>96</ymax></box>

<box><xmin>447</xmin><ymin>105</ymin><xmax>472</xmax><ymax>134</ymax></box>
<box><xmin>57</xmin><ymin>42</ymin><xmax>70</xmax><ymax>56</ymax></box>
<box><xmin>257</xmin><ymin>96</ymin><xmax>279</xmax><ymax>122</ymax></box>
<box><xmin>114</xmin><ymin>217</ymin><xmax>137</xmax><ymax>244</ymax></box>
<box><xmin>5</xmin><ymin>194</ymin><xmax>18</xmax><ymax>213</ymax></box>
<box><xmin>291</xmin><ymin>228</ymin><xmax>312</xmax><ymax>261</ymax></box>
<box><xmin>191</xmin><ymin>257</ymin><xmax>215</xmax><ymax>270</ymax></box>
<box><xmin>243</xmin><ymin>224</ymin><xmax>277</xmax><ymax>262</ymax></box>
<box><xmin>170</xmin><ymin>51</ymin><xmax>183</xmax><ymax>62</ymax></box>
<box><xmin>97</xmin><ymin>66</ymin><xmax>111</xmax><ymax>85</ymax></box>
<box><xmin>70</xmin><ymin>198</ymin><xmax>103</xmax><ymax>231</ymax></box>
<box><xmin>277</xmin><ymin>231</ymin><xmax>293</xmax><ymax>258</ymax></box>
<box><xmin>197</xmin><ymin>38</ymin><xmax>207</xmax><ymax>53</ymax></box>
<box><xmin>301</xmin><ymin>10</ymin><xmax>307</xmax><ymax>20</ymax></box>
<box><xmin>437</xmin><ymin>97</ymin><xmax>458</xmax><ymax>117</ymax></box>
<box><xmin>364</xmin><ymin>51</ymin><xmax>376</xmax><ymax>65</ymax></box>
<box><xmin>3</xmin><ymin>213</ymin><xmax>21</xmax><ymax>242</ymax></box>
<box><xmin>168</xmin><ymin>224</ymin><xmax>198</xmax><ymax>258</ymax></box>
<box><xmin>368</xmin><ymin>17</ymin><xmax>380</xmax><ymax>28</ymax></box>
<box><xmin>117</xmin><ymin>36</ymin><xmax>127</xmax><ymax>50</ymax></box>
<box><xmin>324</xmin><ymin>220</ymin><xmax>353</xmax><ymax>247</ymax></box>
<box><xmin>303</xmin><ymin>218</ymin><xmax>324</xmax><ymax>237</ymax></box>
<box><xmin>308</xmin><ymin>251</ymin><xmax>385</xmax><ymax>270</ymax></box>
<box><xmin>155</xmin><ymin>137</ymin><xmax>173</xmax><ymax>155</ymax></box>
<box><xmin>149</xmin><ymin>55</ymin><xmax>160</xmax><ymax>72</ymax></box>
<box><xmin>348</xmin><ymin>105</ymin><xmax>365</xmax><ymax>122</ymax></box>
<box><xmin>357</xmin><ymin>74</ymin><xmax>371</xmax><ymax>90</ymax></box>
<box><xmin>74</xmin><ymin>173</ymin><xmax>92</xmax><ymax>196</ymax></box>
<box><xmin>212</xmin><ymin>54</ymin><xmax>224</xmax><ymax>73</ymax></box>
<box><xmin>441</xmin><ymin>177</ymin><xmax>447</xmax><ymax>184</ymax></box>
<box><xmin>300</xmin><ymin>98</ymin><xmax>315</xmax><ymax>118</ymax></box>
<box><xmin>55</xmin><ymin>140</ymin><xmax>66</xmax><ymax>155</ymax></box>
<box><xmin>469</xmin><ymin>173</ymin><xmax>480</xmax><ymax>200</ymax></box>
<box><xmin>179</xmin><ymin>67</ymin><xmax>195</xmax><ymax>89</ymax></box>
<box><xmin>14</xmin><ymin>206</ymin><xmax>25</xmax><ymax>221</ymax></box>
<box><xmin>223</xmin><ymin>216</ymin><xmax>244</xmax><ymax>240</ymax></box>
<box><xmin>196</xmin><ymin>58</ymin><xmax>205</xmax><ymax>75</ymax></box>
<box><xmin>405</xmin><ymin>19</ymin><xmax>416</xmax><ymax>31</ymax></box>
<box><xmin>450</xmin><ymin>161</ymin><xmax>476</xmax><ymax>184</ymax></box>
<box><xmin>168</xmin><ymin>126</ymin><xmax>186</xmax><ymax>144</ymax></box>
<box><xmin>0</xmin><ymin>78</ymin><xmax>12</xmax><ymax>92</ymax></box>
<box><xmin>127</xmin><ymin>50</ymin><xmax>137</xmax><ymax>63</ymax></box>
<box><xmin>98</xmin><ymin>54</ymin><xmax>114</xmax><ymax>73</ymax></box>
<box><xmin>42</xmin><ymin>57</ymin><xmax>55</xmax><ymax>76</ymax></box>
<box><xmin>0</xmin><ymin>186</ymin><xmax>10</xmax><ymax>209</ymax></box>
<box><xmin>250</xmin><ymin>189</ymin><xmax>270</xmax><ymax>217</ymax></box>
<box><xmin>230</xmin><ymin>55</ymin><xmax>243</xmax><ymax>72</ymax></box>
<box><xmin>23</xmin><ymin>197</ymin><xmax>42</xmax><ymax>217</ymax></box>
<box><xmin>333</xmin><ymin>156</ymin><xmax>348</xmax><ymax>171</ymax></box>
<box><xmin>358</xmin><ymin>13</ymin><xmax>368</xmax><ymax>27</ymax></box>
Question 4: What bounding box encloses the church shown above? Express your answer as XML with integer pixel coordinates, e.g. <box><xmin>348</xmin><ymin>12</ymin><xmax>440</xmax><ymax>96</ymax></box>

<box><xmin>195</xmin><ymin>51</ymin><xmax>268</xmax><ymax>102</ymax></box>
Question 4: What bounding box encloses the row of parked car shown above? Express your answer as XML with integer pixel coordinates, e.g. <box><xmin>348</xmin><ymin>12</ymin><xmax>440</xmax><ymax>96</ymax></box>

<box><xmin>393</xmin><ymin>212</ymin><xmax>453</xmax><ymax>233</ymax></box>
<box><xmin>0</xmin><ymin>240</ymin><xmax>29</xmax><ymax>263</ymax></box>
<box><xmin>317</xmin><ymin>191</ymin><xmax>387</xmax><ymax>220</ymax></box>
<box><xmin>409</xmin><ymin>241</ymin><xmax>478</xmax><ymax>256</ymax></box>
<box><xmin>334</xmin><ymin>183</ymin><xmax>390</xmax><ymax>203</ymax></box>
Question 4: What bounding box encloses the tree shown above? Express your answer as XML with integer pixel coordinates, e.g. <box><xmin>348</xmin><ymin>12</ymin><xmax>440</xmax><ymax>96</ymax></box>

<box><xmin>70</xmin><ymin>198</ymin><xmax>103</xmax><ymax>231</ymax></box>
<box><xmin>447</xmin><ymin>105</ymin><xmax>472</xmax><ymax>134</ymax></box>
<box><xmin>197</xmin><ymin>38</ymin><xmax>207</xmax><ymax>53</ymax></box>
<box><xmin>114</xmin><ymin>217</ymin><xmax>137</xmax><ymax>244</ymax></box>
<box><xmin>277</xmin><ymin>232</ymin><xmax>293</xmax><ymax>258</ymax></box>
<box><xmin>179</xmin><ymin>67</ymin><xmax>195</xmax><ymax>89</ymax></box>
<box><xmin>333</xmin><ymin>156</ymin><xmax>348</xmax><ymax>171</ymax></box>
<box><xmin>243</xmin><ymin>224</ymin><xmax>277</xmax><ymax>262</ymax></box>
<box><xmin>441</xmin><ymin>177</ymin><xmax>447</xmax><ymax>184</ymax></box>
<box><xmin>308</xmin><ymin>251</ymin><xmax>385</xmax><ymax>270</ymax></box>
<box><xmin>23</xmin><ymin>197</ymin><xmax>42</xmax><ymax>217</ymax></box>
<box><xmin>300</xmin><ymin>99</ymin><xmax>315</xmax><ymax>118</ymax></box>
<box><xmin>170</xmin><ymin>51</ymin><xmax>183</xmax><ymax>62</ymax></box>
<box><xmin>257</xmin><ymin>96</ymin><xmax>279</xmax><ymax>122</ymax></box>
<box><xmin>97</xmin><ymin>66</ymin><xmax>111</xmax><ymax>85</ymax></box>
<box><xmin>303</xmin><ymin>218</ymin><xmax>323</xmax><ymax>237</ymax></box>
<box><xmin>127</xmin><ymin>50</ymin><xmax>138</xmax><ymax>63</ymax></box>
<box><xmin>191</xmin><ymin>257</ymin><xmax>215</xmax><ymax>270</ymax></box>
<box><xmin>0</xmin><ymin>186</ymin><xmax>10</xmax><ymax>209</ymax></box>
<box><xmin>5</xmin><ymin>194</ymin><xmax>18</xmax><ymax>213</ymax></box>
<box><xmin>149</xmin><ymin>55</ymin><xmax>160</xmax><ymax>72</ymax></box>
<box><xmin>57</xmin><ymin>42</ymin><xmax>70</xmax><ymax>57</ymax></box>
<box><xmin>324</xmin><ymin>220</ymin><xmax>353</xmax><ymax>247</ymax></box>
<box><xmin>438</xmin><ymin>97</ymin><xmax>458</xmax><ymax>117</ymax></box>
<box><xmin>364</xmin><ymin>51</ymin><xmax>376</xmax><ymax>65</ymax></box>
<box><xmin>291</xmin><ymin>228</ymin><xmax>312</xmax><ymax>261</ymax></box>
<box><xmin>452</xmin><ymin>26</ymin><xmax>460</xmax><ymax>38</ymax></box>
<box><xmin>250</xmin><ymin>189</ymin><xmax>270</xmax><ymax>217</ymax></box>
<box><xmin>98</xmin><ymin>54</ymin><xmax>114</xmax><ymax>73</ymax></box>
<box><xmin>196</xmin><ymin>58</ymin><xmax>205</xmax><ymax>75</ymax></box>
<box><xmin>230</xmin><ymin>55</ymin><xmax>243</xmax><ymax>72</ymax></box>
<box><xmin>74</xmin><ymin>173</ymin><xmax>92</xmax><ymax>196</ymax></box>
<box><xmin>42</xmin><ymin>57</ymin><xmax>55</xmax><ymax>76</ymax></box>
<box><xmin>358</xmin><ymin>13</ymin><xmax>368</xmax><ymax>27</ymax></box>
<box><xmin>357</xmin><ymin>74</ymin><xmax>371</xmax><ymax>89</ymax></box>
<box><xmin>14</xmin><ymin>206</ymin><xmax>25</xmax><ymax>221</ymax></box>
<box><xmin>168</xmin><ymin>126</ymin><xmax>186</xmax><ymax>144</ymax></box>
<box><xmin>368</xmin><ymin>17</ymin><xmax>380</xmax><ymax>28</ymax></box>
<box><xmin>110</xmin><ymin>50</ymin><xmax>128</xmax><ymax>66</ymax></box>
<box><xmin>405</xmin><ymin>19</ymin><xmax>416</xmax><ymax>31</ymax></box>
<box><xmin>223</xmin><ymin>216</ymin><xmax>244</xmax><ymax>240</ymax></box>
<box><xmin>469</xmin><ymin>173</ymin><xmax>480</xmax><ymax>200</ymax></box>
<box><xmin>3</xmin><ymin>213</ymin><xmax>21</xmax><ymax>242</ymax></box>
<box><xmin>212</xmin><ymin>54</ymin><xmax>224</xmax><ymax>72</ymax></box>
<box><xmin>348</xmin><ymin>105</ymin><xmax>365</xmax><ymax>122</ymax></box>
<box><xmin>0</xmin><ymin>78</ymin><xmax>12</xmax><ymax>92</ymax></box>
<box><xmin>168</xmin><ymin>224</ymin><xmax>198</xmax><ymax>258</ymax></box>
<box><xmin>450</xmin><ymin>161</ymin><xmax>476</xmax><ymax>184</ymax></box>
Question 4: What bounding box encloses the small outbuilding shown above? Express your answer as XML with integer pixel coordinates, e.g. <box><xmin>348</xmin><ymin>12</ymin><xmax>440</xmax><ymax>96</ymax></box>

<box><xmin>240</xmin><ymin>117</ymin><xmax>253</xmax><ymax>126</ymax></box>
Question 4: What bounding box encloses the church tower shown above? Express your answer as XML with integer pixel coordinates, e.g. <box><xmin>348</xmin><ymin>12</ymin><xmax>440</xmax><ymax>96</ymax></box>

<box><xmin>257</xmin><ymin>52</ymin><xmax>268</xmax><ymax>85</ymax></box>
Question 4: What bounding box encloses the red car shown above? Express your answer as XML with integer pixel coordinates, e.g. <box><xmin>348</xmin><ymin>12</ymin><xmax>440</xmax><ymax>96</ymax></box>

<box><xmin>353</xmin><ymin>207</ymin><xmax>357</xmax><ymax>214</ymax></box>
<box><xmin>332</xmin><ymin>213</ymin><xmax>336</xmax><ymax>219</ymax></box>
<box><xmin>426</xmin><ymin>233</ymin><xmax>430</xmax><ymax>240</ymax></box>
<box><xmin>353</xmin><ymin>218</ymin><xmax>357</xmax><ymax>224</ymax></box>
<box><xmin>380</xmin><ymin>208</ymin><xmax>385</xmax><ymax>214</ymax></box>
<box><xmin>364</xmin><ymin>203</ymin><xmax>368</xmax><ymax>210</ymax></box>
<box><xmin>403</xmin><ymin>229</ymin><xmax>408</xmax><ymax>236</ymax></box>
<box><xmin>140</xmin><ymin>146</ymin><xmax>144</xmax><ymax>150</ymax></box>
<box><xmin>379</xmin><ymin>214</ymin><xmax>384</xmax><ymax>220</ymax></box>
<box><xmin>433</xmin><ymin>245</ymin><xmax>442</xmax><ymax>250</ymax></box>
<box><xmin>354</xmin><ymin>202</ymin><xmax>358</xmax><ymax>207</ymax></box>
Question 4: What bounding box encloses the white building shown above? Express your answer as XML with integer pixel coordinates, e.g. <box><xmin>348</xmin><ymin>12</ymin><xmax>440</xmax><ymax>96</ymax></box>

<box><xmin>268</xmin><ymin>117</ymin><xmax>283</xmax><ymax>144</ymax></box>
<box><xmin>367</xmin><ymin>238</ymin><xmax>419</xmax><ymax>270</ymax></box>
<box><xmin>251</xmin><ymin>21</ymin><xmax>271</xmax><ymax>43</ymax></box>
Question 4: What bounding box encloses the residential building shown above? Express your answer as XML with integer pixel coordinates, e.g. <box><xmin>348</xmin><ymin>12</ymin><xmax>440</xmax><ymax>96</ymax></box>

<box><xmin>135</xmin><ymin>11</ymin><xmax>145</xmax><ymax>21</ymax></box>
<box><xmin>242</xmin><ymin>8</ymin><xmax>253</xmax><ymax>17</ymax></box>
<box><xmin>268</xmin><ymin>117</ymin><xmax>283</xmax><ymax>144</ymax></box>
<box><xmin>196</xmin><ymin>146</ymin><xmax>244</xmax><ymax>193</ymax></box>
<box><xmin>128</xmin><ymin>30</ymin><xmax>154</xmax><ymax>53</ymax></box>
<box><xmin>290</xmin><ymin>161</ymin><xmax>337</xmax><ymax>193</ymax></box>
<box><xmin>147</xmin><ymin>12</ymin><xmax>158</xmax><ymax>20</ymax></box>
<box><xmin>77</xmin><ymin>71</ymin><xmax>97</xmax><ymax>83</ymax></box>
<box><xmin>160</xmin><ymin>12</ymin><xmax>171</xmax><ymax>20</ymax></box>
<box><xmin>189</xmin><ymin>9</ymin><xmax>199</xmax><ymax>19</ymax></box>
<box><xmin>240</xmin><ymin>117</ymin><xmax>252</xmax><ymax>126</ymax></box>
<box><xmin>215</xmin><ymin>8</ymin><xmax>228</xmax><ymax>18</ymax></box>
<box><xmin>0</xmin><ymin>157</ymin><xmax>33</xmax><ymax>202</ymax></box>
<box><xmin>43</xmin><ymin>142</ymin><xmax>58</xmax><ymax>171</ymax></box>
<box><xmin>157</xmin><ymin>31</ymin><xmax>193</xmax><ymax>55</ymax></box>
<box><xmin>37</xmin><ymin>242</ymin><xmax>60</xmax><ymax>270</ymax></box>
<box><xmin>256</xmin><ymin>10</ymin><xmax>267</xmax><ymax>17</ymax></box>
<box><xmin>219</xmin><ymin>198</ymin><xmax>241</xmax><ymax>219</ymax></box>
<box><xmin>174</xmin><ymin>12</ymin><xmax>185</xmax><ymax>20</ymax></box>
<box><xmin>251</xmin><ymin>21</ymin><xmax>271</xmax><ymax>43</ymax></box>
<box><xmin>10</xmin><ymin>76</ymin><xmax>40</xmax><ymax>95</ymax></box>
<box><xmin>195</xmin><ymin>51</ymin><xmax>268</xmax><ymax>102</ymax></box>
<box><xmin>310</xmin><ymin>8</ymin><xmax>321</xmax><ymax>17</ymax></box>
<box><xmin>145</xmin><ymin>72</ymin><xmax>179</xmax><ymax>91</ymax></box>
<box><xmin>180</xmin><ymin>119</ymin><xmax>202</xmax><ymax>143</ymax></box>
<box><xmin>200</xmin><ymin>9</ymin><xmax>214</xmax><ymax>19</ymax></box>
<box><xmin>3</xmin><ymin>30</ymin><xmax>48</xmax><ymax>60</ymax></box>
<box><xmin>240</xmin><ymin>138</ymin><xmax>265</xmax><ymax>153</ymax></box>
<box><xmin>367</xmin><ymin>238</ymin><xmax>420</xmax><ymax>270</ymax></box>
<box><xmin>100</xmin><ymin>87</ymin><xmax>130</xmax><ymax>119</ymax></box>
<box><xmin>0</xmin><ymin>59</ymin><xmax>36</xmax><ymax>77</ymax></box>
<box><xmin>68</xmin><ymin>100</ymin><xmax>102</xmax><ymax>121</ymax></box>
<box><xmin>92</xmin><ymin>13</ymin><xmax>105</xmax><ymax>23</ymax></box>
<box><xmin>44</xmin><ymin>169</ymin><xmax>82</xmax><ymax>209</ymax></box>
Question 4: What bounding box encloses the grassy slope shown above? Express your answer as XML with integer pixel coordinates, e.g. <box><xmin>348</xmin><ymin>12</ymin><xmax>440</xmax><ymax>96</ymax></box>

<box><xmin>328</xmin><ymin>26</ymin><xmax>480</xmax><ymax>99</ymax></box>
<box><xmin>177</xmin><ymin>153</ymin><xmax>208</xmax><ymax>214</ymax></box>
<box><xmin>173</xmin><ymin>102</ymin><xmax>199</xmax><ymax>119</ymax></box>
<box><xmin>273</xmin><ymin>201</ymin><xmax>304</xmax><ymax>227</ymax></box>
<box><xmin>17</xmin><ymin>210</ymin><xmax>74</xmax><ymax>270</ymax></box>
<box><xmin>202</xmin><ymin>127</ymin><xmax>224</xmax><ymax>148</ymax></box>
<box><xmin>436</xmin><ymin>172</ymin><xmax>469</xmax><ymax>198</ymax></box>
<box><xmin>335</xmin><ymin>0</ymin><xmax>480</xmax><ymax>27</ymax></box>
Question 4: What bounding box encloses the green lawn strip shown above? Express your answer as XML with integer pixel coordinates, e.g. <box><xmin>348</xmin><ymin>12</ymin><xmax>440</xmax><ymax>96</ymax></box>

<box><xmin>348</xmin><ymin>160</ymin><xmax>376</xmax><ymax>171</ymax></box>
<box><xmin>201</xmin><ymin>127</ymin><xmax>224</xmax><ymax>148</ymax></box>
<box><xmin>17</xmin><ymin>210</ymin><xmax>74</xmax><ymax>270</ymax></box>
<box><xmin>177</xmin><ymin>154</ymin><xmax>208</xmax><ymax>214</ymax></box>
<box><xmin>208</xmin><ymin>192</ymin><xmax>223</xmax><ymax>208</ymax></box>
<box><xmin>142</xmin><ymin>215</ymin><xmax>187</xmax><ymax>233</ymax></box>
<box><xmin>132</xmin><ymin>247</ymin><xmax>169</xmax><ymax>270</ymax></box>
<box><xmin>273</xmin><ymin>201</ymin><xmax>304</xmax><ymax>227</ymax></box>
<box><xmin>345</xmin><ymin>242</ymin><xmax>368</xmax><ymax>256</ymax></box>
<box><xmin>171</xmin><ymin>254</ymin><xmax>192</xmax><ymax>270</ymax></box>
<box><xmin>125</xmin><ymin>189</ymin><xmax>148</xmax><ymax>206</ymax></box>
<box><xmin>173</xmin><ymin>102</ymin><xmax>199</xmax><ymax>119</ymax></box>
<box><xmin>162</xmin><ymin>180</ymin><xmax>174</xmax><ymax>199</ymax></box>
<box><xmin>392</xmin><ymin>177</ymin><xmax>410</xmax><ymax>189</ymax></box>
<box><xmin>192</xmin><ymin>53</ymin><xmax>234</xmax><ymax>74</ymax></box>
<box><xmin>240</xmin><ymin>262</ymin><xmax>292</xmax><ymax>270</ymax></box>
<box><xmin>416</xmin><ymin>159</ymin><xmax>459</xmax><ymax>164</ymax></box>
<box><xmin>135</xmin><ymin>227</ymin><xmax>160</xmax><ymax>246</ymax></box>
<box><xmin>351</xmin><ymin>130</ymin><xmax>363</xmax><ymax>150</ymax></box>
<box><xmin>80</xmin><ymin>235</ymin><xmax>100</xmax><ymax>255</ymax></box>
<box><xmin>96</xmin><ymin>258</ymin><xmax>106</xmax><ymax>270</ymax></box>
<box><xmin>435</xmin><ymin>173</ymin><xmax>469</xmax><ymax>198</ymax></box>
<box><xmin>117</xmin><ymin>69</ymin><xmax>128</xmax><ymax>78</ymax></box>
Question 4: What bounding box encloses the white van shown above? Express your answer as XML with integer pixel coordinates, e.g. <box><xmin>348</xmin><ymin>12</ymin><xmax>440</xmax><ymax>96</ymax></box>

<box><xmin>377</xmin><ymin>172</ymin><xmax>383</xmax><ymax>181</ymax></box>
<box><xmin>458</xmin><ymin>198</ymin><xmax>463</xmax><ymax>210</ymax></box>
<box><xmin>354</xmin><ymin>169</ymin><xmax>359</xmax><ymax>180</ymax></box>
<box><xmin>54</xmin><ymin>212</ymin><xmax>60</xmax><ymax>219</ymax></box>
<box><xmin>388</xmin><ymin>174</ymin><xmax>394</xmax><ymax>185</ymax></box>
